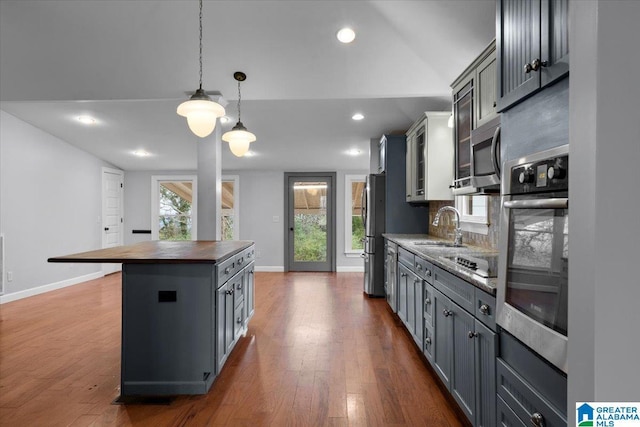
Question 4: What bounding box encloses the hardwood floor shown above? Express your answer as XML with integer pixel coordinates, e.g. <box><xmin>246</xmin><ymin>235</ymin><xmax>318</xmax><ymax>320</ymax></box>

<box><xmin>0</xmin><ymin>272</ymin><xmax>466</xmax><ymax>426</ymax></box>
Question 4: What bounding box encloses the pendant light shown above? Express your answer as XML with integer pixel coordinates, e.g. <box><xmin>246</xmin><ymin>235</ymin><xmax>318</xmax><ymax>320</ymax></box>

<box><xmin>222</xmin><ymin>71</ymin><xmax>256</xmax><ymax>157</ymax></box>
<box><xmin>177</xmin><ymin>0</ymin><xmax>225</xmax><ymax>138</ymax></box>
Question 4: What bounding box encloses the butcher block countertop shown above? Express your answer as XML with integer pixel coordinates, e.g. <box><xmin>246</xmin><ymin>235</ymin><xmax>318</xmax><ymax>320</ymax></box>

<box><xmin>48</xmin><ymin>240</ymin><xmax>254</xmax><ymax>264</ymax></box>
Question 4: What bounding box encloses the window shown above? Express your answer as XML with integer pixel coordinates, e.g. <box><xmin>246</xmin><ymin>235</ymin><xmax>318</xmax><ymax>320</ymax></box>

<box><xmin>221</xmin><ymin>175</ymin><xmax>239</xmax><ymax>240</ymax></box>
<box><xmin>456</xmin><ymin>195</ymin><xmax>489</xmax><ymax>234</ymax></box>
<box><xmin>344</xmin><ymin>174</ymin><xmax>366</xmax><ymax>255</ymax></box>
<box><xmin>151</xmin><ymin>175</ymin><xmax>197</xmax><ymax>240</ymax></box>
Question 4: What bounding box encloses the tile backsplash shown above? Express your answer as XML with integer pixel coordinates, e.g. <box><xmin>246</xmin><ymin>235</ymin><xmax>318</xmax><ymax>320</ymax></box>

<box><xmin>428</xmin><ymin>196</ymin><xmax>501</xmax><ymax>250</ymax></box>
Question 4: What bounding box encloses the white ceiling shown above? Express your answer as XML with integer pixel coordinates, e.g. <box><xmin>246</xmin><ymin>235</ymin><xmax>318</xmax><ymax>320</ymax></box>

<box><xmin>0</xmin><ymin>0</ymin><xmax>496</xmax><ymax>171</ymax></box>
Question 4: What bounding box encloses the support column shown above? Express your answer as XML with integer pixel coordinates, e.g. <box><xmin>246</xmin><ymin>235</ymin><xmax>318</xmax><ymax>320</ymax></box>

<box><xmin>197</xmin><ymin>124</ymin><xmax>222</xmax><ymax>240</ymax></box>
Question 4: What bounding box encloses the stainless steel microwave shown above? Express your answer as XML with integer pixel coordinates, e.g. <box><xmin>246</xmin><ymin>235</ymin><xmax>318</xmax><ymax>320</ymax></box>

<box><xmin>470</xmin><ymin>116</ymin><xmax>501</xmax><ymax>191</ymax></box>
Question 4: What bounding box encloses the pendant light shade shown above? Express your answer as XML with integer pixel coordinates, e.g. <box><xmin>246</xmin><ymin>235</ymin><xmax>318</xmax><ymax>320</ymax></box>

<box><xmin>177</xmin><ymin>0</ymin><xmax>225</xmax><ymax>138</ymax></box>
<box><xmin>222</xmin><ymin>71</ymin><xmax>256</xmax><ymax>157</ymax></box>
<box><xmin>223</xmin><ymin>121</ymin><xmax>256</xmax><ymax>156</ymax></box>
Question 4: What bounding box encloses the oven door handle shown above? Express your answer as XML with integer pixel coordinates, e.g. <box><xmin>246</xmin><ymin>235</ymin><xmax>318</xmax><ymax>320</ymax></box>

<box><xmin>503</xmin><ymin>198</ymin><xmax>568</xmax><ymax>209</ymax></box>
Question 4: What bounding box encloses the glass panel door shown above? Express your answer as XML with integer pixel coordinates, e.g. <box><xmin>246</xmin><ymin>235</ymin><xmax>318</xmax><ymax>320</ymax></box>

<box><xmin>286</xmin><ymin>173</ymin><xmax>335</xmax><ymax>272</ymax></box>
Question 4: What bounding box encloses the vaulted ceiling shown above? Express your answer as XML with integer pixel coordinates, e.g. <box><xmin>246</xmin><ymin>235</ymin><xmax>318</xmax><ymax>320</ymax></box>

<box><xmin>0</xmin><ymin>0</ymin><xmax>496</xmax><ymax>171</ymax></box>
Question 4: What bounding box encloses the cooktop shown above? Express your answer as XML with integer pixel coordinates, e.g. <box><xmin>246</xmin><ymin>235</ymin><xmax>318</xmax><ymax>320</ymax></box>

<box><xmin>439</xmin><ymin>253</ymin><xmax>499</xmax><ymax>279</ymax></box>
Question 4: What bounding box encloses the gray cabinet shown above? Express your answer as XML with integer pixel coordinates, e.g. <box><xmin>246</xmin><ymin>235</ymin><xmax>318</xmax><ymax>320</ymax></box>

<box><xmin>431</xmin><ymin>266</ymin><xmax>497</xmax><ymax>427</ymax></box>
<box><xmin>497</xmin><ymin>331</ymin><xmax>567</xmax><ymax>427</ymax></box>
<box><xmin>397</xmin><ymin>262</ymin><xmax>410</xmax><ymax>325</ymax></box>
<box><xmin>384</xmin><ymin>240</ymin><xmax>398</xmax><ymax>313</ymax></box>
<box><xmin>405</xmin><ymin>112</ymin><xmax>454</xmax><ymax>202</ymax></box>
<box><xmin>451</xmin><ymin>41</ymin><xmax>496</xmax><ymax>195</ymax></box>
<box><xmin>496</xmin><ymin>0</ymin><xmax>569</xmax><ymax>111</ymax></box>
<box><xmin>412</xmin><ymin>274</ymin><xmax>424</xmax><ymax>349</ymax></box>
<box><xmin>216</xmin><ymin>247</ymin><xmax>256</xmax><ymax>375</ymax></box>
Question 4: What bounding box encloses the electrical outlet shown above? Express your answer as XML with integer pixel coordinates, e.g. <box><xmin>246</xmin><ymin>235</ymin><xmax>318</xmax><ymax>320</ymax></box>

<box><xmin>7</xmin><ymin>271</ymin><xmax>13</xmax><ymax>282</ymax></box>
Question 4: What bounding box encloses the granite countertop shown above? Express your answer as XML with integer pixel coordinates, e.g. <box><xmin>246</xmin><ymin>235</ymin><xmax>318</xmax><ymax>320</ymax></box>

<box><xmin>383</xmin><ymin>233</ymin><xmax>498</xmax><ymax>295</ymax></box>
<box><xmin>48</xmin><ymin>240</ymin><xmax>255</xmax><ymax>264</ymax></box>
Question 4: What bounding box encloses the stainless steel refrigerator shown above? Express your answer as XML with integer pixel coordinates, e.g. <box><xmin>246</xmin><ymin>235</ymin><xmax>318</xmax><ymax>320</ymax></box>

<box><xmin>362</xmin><ymin>173</ymin><xmax>429</xmax><ymax>297</ymax></box>
<box><xmin>363</xmin><ymin>174</ymin><xmax>386</xmax><ymax>296</ymax></box>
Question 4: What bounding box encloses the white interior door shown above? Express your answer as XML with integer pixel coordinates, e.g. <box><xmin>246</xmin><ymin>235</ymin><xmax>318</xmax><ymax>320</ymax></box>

<box><xmin>102</xmin><ymin>168</ymin><xmax>124</xmax><ymax>274</ymax></box>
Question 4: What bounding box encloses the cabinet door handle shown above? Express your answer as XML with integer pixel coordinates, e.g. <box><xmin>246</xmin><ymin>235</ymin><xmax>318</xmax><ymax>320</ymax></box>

<box><xmin>426</xmin><ymin>270</ymin><xmax>431</xmax><ymax>277</ymax></box>
<box><xmin>425</xmin><ymin>298</ymin><xmax>431</xmax><ymax>305</ymax></box>
<box><xmin>224</xmin><ymin>267</ymin><xmax>231</xmax><ymax>274</ymax></box>
<box><xmin>415</xmin><ymin>264</ymin><xmax>422</xmax><ymax>270</ymax></box>
<box><xmin>530</xmin><ymin>412</ymin><xmax>545</xmax><ymax>427</ymax></box>
<box><xmin>468</xmin><ymin>331</ymin><xmax>478</xmax><ymax>339</ymax></box>
<box><xmin>530</xmin><ymin>58</ymin><xmax>548</xmax><ymax>71</ymax></box>
<box><xmin>479</xmin><ymin>304</ymin><xmax>490</xmax><ymax>315</ymax></box>
<box><xmin>226</xmin><ymin>289</ymin><xmax>233</xmax><ymax>295</ymax></box>
<box><xmin>425</xmin><ymin>337</ymin><xmax>432</xmax><ymax>345</ymax></box>
<box><xmin>400</xmin><ymin>273</ymin><xmax>407</xmax><ymax>277</ymax></box>
<box><xmin>524</xmin><ymin>62</ymin><xmax>533</xmax><ymax>74</ymax></box>
<box><xmin>442</xmin><ymin>309</ymin><xmax>452</xmax><ymax>317</ymax></box>
<box><xmin>237</xmin><ymin>317</ymin><xmax>242</xmax><ymax>324</ymax></box>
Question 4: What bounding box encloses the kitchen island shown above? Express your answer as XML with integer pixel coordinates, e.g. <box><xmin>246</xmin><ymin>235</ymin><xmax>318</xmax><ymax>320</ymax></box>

<box><xmin>49</xmin><ymin>240</ymin><xmax>255</xmax><ymax>398</ymax></box>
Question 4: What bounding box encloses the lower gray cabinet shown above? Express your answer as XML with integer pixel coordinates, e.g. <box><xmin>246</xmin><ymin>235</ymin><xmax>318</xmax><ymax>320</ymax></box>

<box><xmin>397</xmin><ymin>263</ymin><xmax>410</xmax><ymax>326</ymax></box>
<box><xmin>244</xmin><ymin>264</ymin><xmax>255</xmax><ymax>324</ymax></box>
<box><xmin>432</xmin><ymin>281</ymin><xmax>497</xmax><ymax>426</ymax></box>
<box><xmin>412</xmin><ymin>277</ymin><xmax>424</xmax><ymax>350</ymax></box>
<box><xmin>216</xmin><ymin>261</ymin><xmax>255</xmax><ymax>374</ymax></box>
<box><xmin>474</xmin><ymin>319</ymin><xmax>497</xmax><ymax>427</ymax></box>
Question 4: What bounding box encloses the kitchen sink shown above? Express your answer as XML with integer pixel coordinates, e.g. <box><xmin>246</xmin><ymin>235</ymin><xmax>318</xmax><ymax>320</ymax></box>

<box><xmin>412</xmin><ymin>241</ymin><xmax>465</xmax><ymax>248</ymax></box>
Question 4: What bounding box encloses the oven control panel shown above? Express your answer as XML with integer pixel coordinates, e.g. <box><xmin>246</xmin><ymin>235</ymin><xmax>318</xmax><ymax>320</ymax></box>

<box><xmin>510</xmin><ymin>155</ymin><xmax>568</xmax><ymax>194</ymax></box>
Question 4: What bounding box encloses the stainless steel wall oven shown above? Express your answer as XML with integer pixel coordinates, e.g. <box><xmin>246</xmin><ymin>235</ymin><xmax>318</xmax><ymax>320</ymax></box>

<box><xmin>497</xmin><ymin>145</ymin><xmax>569</xmax><ymax>373</ymax></box>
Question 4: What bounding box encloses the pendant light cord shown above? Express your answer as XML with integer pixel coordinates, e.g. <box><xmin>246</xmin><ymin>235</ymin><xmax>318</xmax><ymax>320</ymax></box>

<box><xmin>198</xmin><ymin>0</ymin><xmax>203</xmax><ymax>90</ymax></box>
<box><xmin>237</xmin><ymin>80</ymin><xmax>242</xmax><ymax>122</ymax></box>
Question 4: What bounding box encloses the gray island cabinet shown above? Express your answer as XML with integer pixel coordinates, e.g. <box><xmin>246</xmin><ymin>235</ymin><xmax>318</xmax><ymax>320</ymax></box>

<box><xmin>49</xmin><ymin>240</ymin><xmax>255</xmax><ymax>397</ymax></box>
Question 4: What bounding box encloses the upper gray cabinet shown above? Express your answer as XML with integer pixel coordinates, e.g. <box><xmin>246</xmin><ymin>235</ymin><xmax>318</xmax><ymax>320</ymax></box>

<box><xmin>496</xmin><ymin>0</ymin><xmax>569</xmax><ymax>112</ymax></box>
<box><xmin>451</xmin><ymin>41</ymin><xmax>497</xmax><ymax>195</ymax></box>
<box><xmin>405</xmin><ymin>112</ymin><xmax>454</xmax><ymax>202</ymax></box>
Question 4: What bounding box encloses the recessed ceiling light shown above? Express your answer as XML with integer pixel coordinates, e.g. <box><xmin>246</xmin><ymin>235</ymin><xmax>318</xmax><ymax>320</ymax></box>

<box><xmin>346</xmin><ymin>148</ymin><xmax>362</xmax><ymax>156</ymax></box>
<box><xmin>337</xmin><ymin>27</ymin><xmax>356</xmax><ymax>44</ymax></box>
<box><xmin>352</xmin><ymin>113</ymin><xmax>364</xmax><ymax>121</ymax></box>
<box><xmin>132</xmin><ymin>150</ymin><xmax>151</xmax><ymax>157</ymax></box>
<box><xmin>76</xmin><ymin>115</ymin><xmax>97</xmax><ymax>125</ymax></box>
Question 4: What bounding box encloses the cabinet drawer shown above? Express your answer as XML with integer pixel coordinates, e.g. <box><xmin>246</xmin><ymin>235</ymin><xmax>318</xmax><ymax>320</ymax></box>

<box><xmin>433</xmin><ymin>266</ymin><xmax>475</xmax><ymax>313</ymax></box>
<box><xmin>424</xmin><ymin>283</ymin><xmax>434</xmax><ymax>327</ymax></box>
<box><xmin>497</xmin><ymin>359</ymin><xmax>566</xmax><ymax>427</ymax></box>
<box><xmin>497</xmin><ymin>395</ymin><xmax>526</xmax><ymax>427</ymax></box>
<box><xmin>475</xmin><ymin>289</ymin><xmax>496</xmax><ymax>331</ymax></box>
<box><xmin>414</xmin><ymin>256</ymin><xmax>433</xmax><ymax>283</ymax></box>
<box><xmin>242</xmin><ymin>246</ymin><xmax>255</xmax><ymax>265</ymax></box>
<box><xmin>398</xmin><ymin>247</ymin><xmax>415</xmax><ymax>269</ymax></box>
<box><xmin>217</xmin><ymin>255</ymin><xmax>238</xmax><ymax>285</ymax></box>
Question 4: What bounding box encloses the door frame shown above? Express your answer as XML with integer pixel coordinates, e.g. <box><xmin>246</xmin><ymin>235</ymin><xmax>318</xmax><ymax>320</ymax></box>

<box><xmin>284</xmin><ymin>172</ymin><xmax>336</xmax><ymax>272</ymax></box>
<box><xmin>151</xmin><ymin>175</ymin><xmax>198</xmax><ymax>240</ymax></box>
<box><xmin>102</xmin><ymin>167</ymin><xmax>124</xmax><ymax>275</ymax></box>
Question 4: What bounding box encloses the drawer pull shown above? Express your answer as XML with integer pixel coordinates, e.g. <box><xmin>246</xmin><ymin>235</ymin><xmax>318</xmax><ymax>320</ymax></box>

<box><xmin>468</xmin><ymin>331</ymin><xmax>478</xmax><ymax>339</ymax></box>
<box><xmin>224</xmin><ymin>267</ymin><xmax>231</xmax><ymax>274</ymax></box>
<box><xmin>426</xmin><ymin>270</ymin><xmax>431</xmax><ymax>277</ymax></box>
<box><xmin>400</xmin><ymin>272</ymin><xmax>407</xmax><ymax>277</ymax></box>
<box><xmin>479</xmin><ymin>304</ymin><xmax>490</xmax><ymax>315</ymax></box>
<box><xmin>415</xmin><ymin>263</ymin><xmax>422</xmax><ymax>270</ymax></box>
<box><xmin>443</xmin><ymin>309</ymin><xmax>452</xmax><ymax>317</ymax></box>
<box><xmin>226</xmin><ymin>289</ymin><xmax>234</xmax><ymax>295</ymax></box>
<box><xmin>531</xmin><ymin>412</ymin><xmax>545</xmax><ymax>427</ymax></box>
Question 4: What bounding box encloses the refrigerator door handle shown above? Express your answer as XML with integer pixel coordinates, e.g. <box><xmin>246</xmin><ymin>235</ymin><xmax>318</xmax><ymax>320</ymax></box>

<box><xmin>361</xmin><ymin>178</ymin><xmax>367</xmax><ymax>229</ymax></box>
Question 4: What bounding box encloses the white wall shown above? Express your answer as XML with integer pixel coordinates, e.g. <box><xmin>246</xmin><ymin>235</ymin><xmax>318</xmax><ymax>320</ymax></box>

<box><xmin>569</xmin><ymin>0</ymin><xmax>640</xmax><ymax>422</ymax></box>
<box><xmin>124</xmin><ymin>168</ymin><xmax>368</xmax><ymax>271</ymax></box>
<box><xmin>0</xmin><ymin>111</ymin><xmax>113</xmax><ymax>301</ymax></box>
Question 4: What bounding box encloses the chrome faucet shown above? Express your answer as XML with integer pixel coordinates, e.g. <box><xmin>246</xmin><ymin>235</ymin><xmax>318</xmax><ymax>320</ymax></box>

<box><xmin>432</xmin><ymin>206</ymin><xmax>463</xmax><ymax>246</ymax></box>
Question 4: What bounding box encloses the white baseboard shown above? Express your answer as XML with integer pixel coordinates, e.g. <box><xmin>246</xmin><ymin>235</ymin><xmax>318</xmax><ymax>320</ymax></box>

<box><xmin>337</xmin><ymin>266</ymin><xmax>365</xmax><ymax>273</ymax></box>
<box><xmin>0</xmin><ymin>271</ymin><xmax>104</xmax><ymax>304</ymax></box>
<box><xmin>254</xmin><ymin>266</ymin><xmax>285</xmax><ymax>272</ymax></box>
